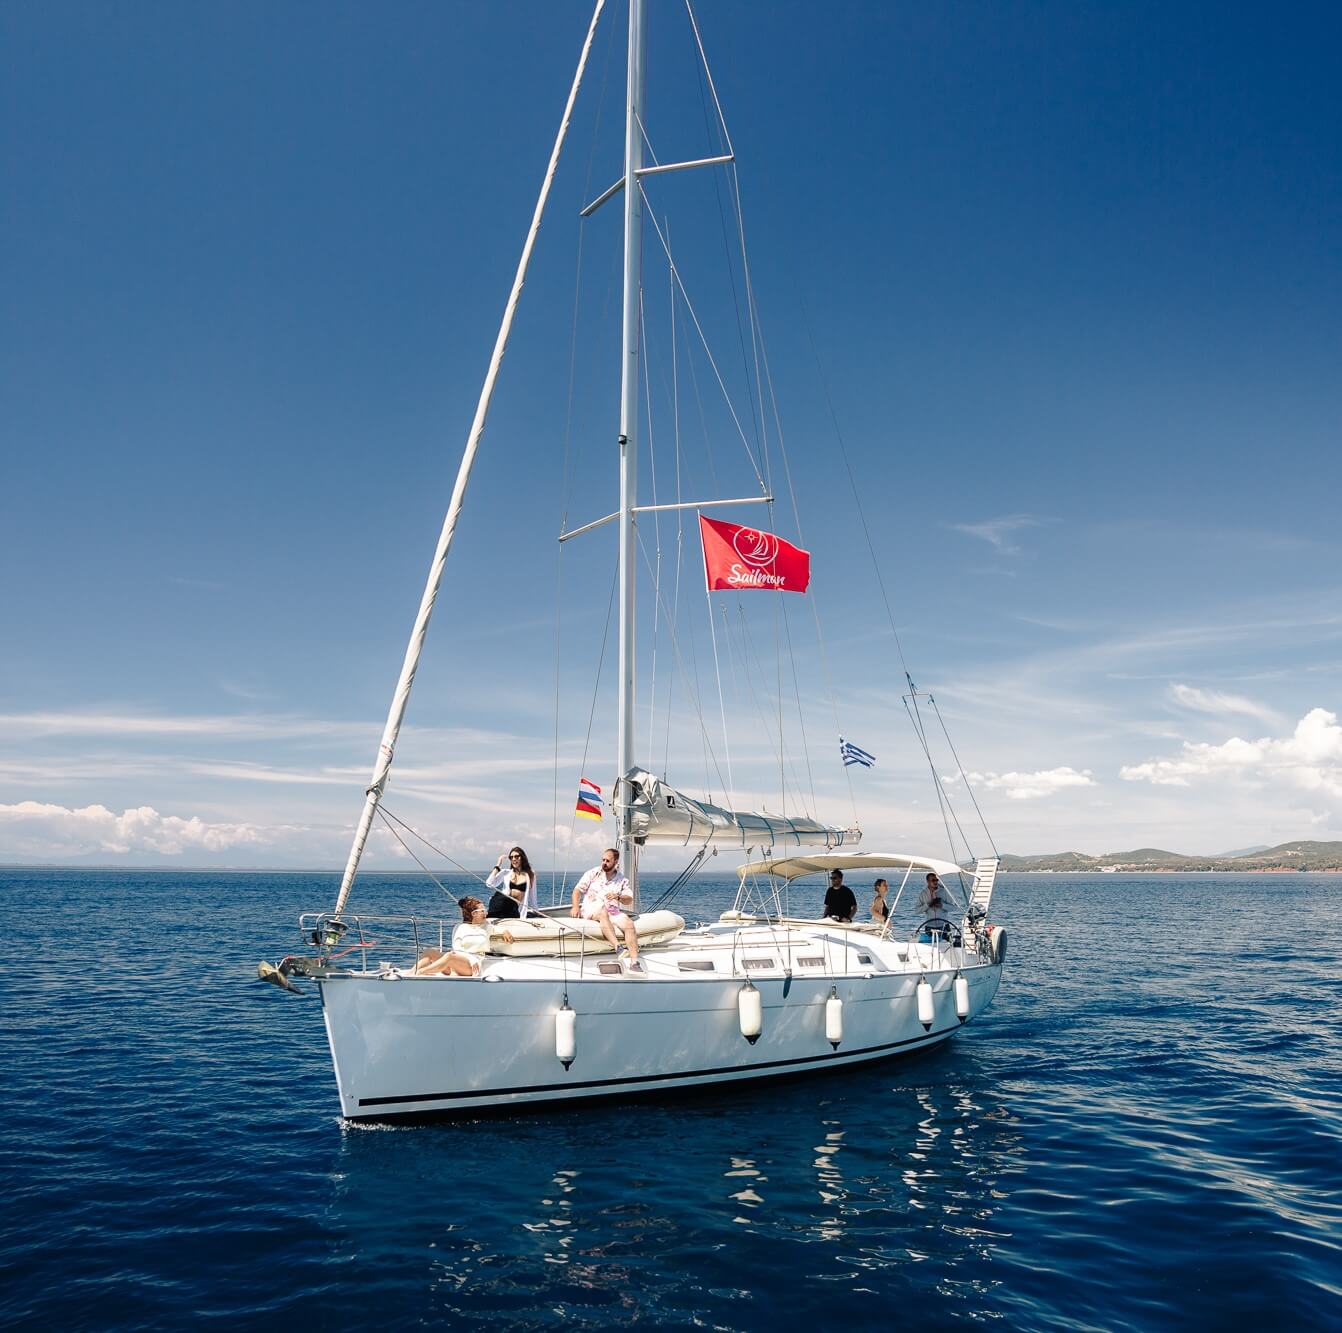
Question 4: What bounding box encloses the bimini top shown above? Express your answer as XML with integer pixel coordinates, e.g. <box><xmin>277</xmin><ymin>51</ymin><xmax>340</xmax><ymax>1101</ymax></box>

<box><xmin>737</xmin><ymin>851</ymin><xmax>965</xmax><ymax>883</ymax></box>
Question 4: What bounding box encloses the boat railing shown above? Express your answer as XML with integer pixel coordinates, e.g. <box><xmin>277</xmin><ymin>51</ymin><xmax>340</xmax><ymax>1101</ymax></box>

<box><xmin>297</xmin><ymin>912</ymin><xmax>451</xmax><ymax>972</ymax></box>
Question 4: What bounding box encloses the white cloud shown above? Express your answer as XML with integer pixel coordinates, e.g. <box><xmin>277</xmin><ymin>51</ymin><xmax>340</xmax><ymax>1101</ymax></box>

<box><xmin>951</xmin><ymin>514</ymin><xmax>1042</xmax><ymax>555</ymax></box>
<box><xmin>186</xmin><ymin>761</ymin><xmax>356</xmax><ymax>787</ymax></box>
<box><xmin>959</xmin><ymin>767</ymin><xmax>1095</xmax><ymax>801</ymax></box>
<box><xmin>434</xmin><ymin>822</ymin><xmax>611</xmax><ymax>865</ymax></box>
<box><xmin>0</xmin><ymin>710</ymin><xmax>359</xmax><ymax>740</ymax></box>
<box><xmin>1121</xmin><ymin>707</ymin><xmax>1342</xmax><ymax>799</ymax></box>
<box><xmin>0</xmin><ymin>800</ymin><xmax>269</xmax><ymax>856</ymax></box>
<box><xmin>0</xmin><ymin>756</ymin><xmax>166</xmax><ymax>785</ymax></box>
<box><xmin>1168</xmin><ymin>683</ymin><xmax>1279</xmax><ymax>724</ymax></box>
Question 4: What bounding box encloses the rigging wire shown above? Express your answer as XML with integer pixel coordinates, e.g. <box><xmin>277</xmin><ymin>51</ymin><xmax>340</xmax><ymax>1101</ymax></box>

<box><xmin>674</xmin><ymin>284</ymin><xmax>719</xmax><ymax>794</ymax></box>
<box><xmin>702</xmin><ymin>547</ymin><xmax>735</xmax><ymax>801</ymax></box>
<box><xmin>903</xmin><ymin>685</ymin><xmax>975</xmax><ymax>870</ymax></box>
<box><xmin>638</xmin><ymin>185</ymin><xmax>767</xmax><ymax>495</ymax></box>
<box><xmin>375</xmin><ymin>806</ymin><xmax>488</xmax><ymax>894</ymax></box>
<box><xmin>689</xmin><ymin>10</ymin><xmax>823</xmax><ymax>825</ymax></box>
<box><xmin>683</xmin><ymin>0</ymin><xmax>735</xmax><ymax>160</ymax></box>
<box><xmin>779</xmin><ymin>597</ymin><xmax>819</xmax><ymax>815</ymax></box>
<box><xmin>661</xmin><ymin>218</ymin><xmax>685</xmax><ymax>778</ymax></box>
<box><xmin>558</xmin><ymin>562</ymin><xmax>621</xmax><ymax>905</ymax></box>
<box><xmin>930</xmin><ymin>694</ymin><xmax>999</xmax><ymax>857</ymax></box>
<box><xmin>635</xmin><ymin>168</ymin><xmax>819</xmax><ymax>822</ymax></box>
<box><xmin>774</xmin><ymin>588</ymin><xmax>785</xmax><ymax>814</ymax></box>
<box><xmin>708</xmin><ymin>596</ymin><xmax>740</xmax><ymax>800</ymax></box>
<box><xmin>750</xmin><ymin>323</ymin><xmax>859</xmax><ymax>826</ymax></box>
<box><xmin>801</xmin><ymin>317</ymin><xmax>913</xmax><ymax>682</ymax></box>
<box><xmin>645</xmin><ymin>844</ymin><xmax>713</xmax><ymax>911</ymax></box>
<box><xmin>634</xmin><ymin>527</ymin><xmax>732</xmax><ymax>798</ymax></box>
<box><xmin>729</xmin><ymin>600</ymin><xmax>812</xmax><ymax>815</ymax></box>
<box><xmin>329</xmin><ymin>0</ymin><xmax>610</xmax><ymax>919</ymax></box>
<box><xmin>640</xmin><ymin>291</ymin><xmax>662</xmax><ymax>760</ymax></box>
<box><xmin>554</xmin><ymin>6</ymin><xmax>619</xmax><ymax>901</ymax></box>
<box><xmin>695</xmin><ymin>104</ymin><xmax>858</xmax><ymax>828</ymax></box>
<box><xmin>803</xmin><ymin>303</ymin><xmax>994</xmax><ymax>855</ymax></box>
<box><xmin>686</xmin><ymin>1</ymin><xmax>765</xmax><ymax>481</ymax></box>
<box><xmin>691</xmin><ymin>5</ymin><xmax>870</xmax><ymax>836</ymax></box>
<box><xmin>714</xmin><ymin>600</ymin><xmax>741</xmax><ymax>803</ymax></box>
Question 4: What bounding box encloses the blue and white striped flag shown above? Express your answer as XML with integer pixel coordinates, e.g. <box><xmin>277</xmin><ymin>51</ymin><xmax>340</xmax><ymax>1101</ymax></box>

<box><xmin>839</xmin><ymin>737</ymin><xmax>876</xmax><ymax>768</ymax></box>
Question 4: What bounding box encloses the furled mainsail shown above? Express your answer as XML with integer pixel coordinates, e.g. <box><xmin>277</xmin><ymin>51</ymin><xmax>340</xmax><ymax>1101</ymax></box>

<box><xmin>620</xmin><ymin>768</ymin><xmax>859</xmax><ymax>849</ymax></box>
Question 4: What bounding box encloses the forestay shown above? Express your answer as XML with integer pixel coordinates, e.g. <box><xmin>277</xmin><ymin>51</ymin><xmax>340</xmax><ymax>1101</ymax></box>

<box><xmin>621</xmin><ymin>768</ymin><xmax>859</xmax><ymax>849</ymax></box>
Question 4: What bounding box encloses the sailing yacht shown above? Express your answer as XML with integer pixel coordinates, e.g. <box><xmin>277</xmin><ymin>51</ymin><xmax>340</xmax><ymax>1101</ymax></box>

<box><xmin>260</xmin><ymin>0</ymin><xmax>1006</xmax><ymax>1119</ymax></box>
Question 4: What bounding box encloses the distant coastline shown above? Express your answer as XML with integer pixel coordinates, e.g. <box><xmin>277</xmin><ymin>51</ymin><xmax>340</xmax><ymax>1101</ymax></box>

<box><xmin>5</xmin><ymin>838</ymin><xmax>1342</xmax><ymax>875</ymax></box>
<box><xmin>996</xmin><ymin>839</ymin><xmax>1342</xmax><ymax>873</ymax></box>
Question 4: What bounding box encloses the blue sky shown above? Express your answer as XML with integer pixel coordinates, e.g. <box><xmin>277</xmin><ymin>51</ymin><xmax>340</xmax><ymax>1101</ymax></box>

<box><xmin>4</xmin><ymin>0</ymin><xmax>1341</xmax><ymax>870</ymax></box>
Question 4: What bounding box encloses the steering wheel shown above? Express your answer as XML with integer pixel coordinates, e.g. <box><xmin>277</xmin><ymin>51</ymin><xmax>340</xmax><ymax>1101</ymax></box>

<box><xmin>916</xmin><ymin>917</ymin><xmax>962</xmax><ymax>946</ymax></box>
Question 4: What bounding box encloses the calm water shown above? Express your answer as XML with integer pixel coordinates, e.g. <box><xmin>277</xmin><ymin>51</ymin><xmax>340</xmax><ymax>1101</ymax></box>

<box><xmin>3</xmin><ymin>868</ymin><xmax>1340</xmax><ymax>1330</ymax></box>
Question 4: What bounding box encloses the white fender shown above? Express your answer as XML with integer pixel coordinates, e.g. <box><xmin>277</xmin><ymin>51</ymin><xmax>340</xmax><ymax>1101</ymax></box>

<box><xmin>825</xmin><ymin>988</ymin><xmax>843</xmax><ymax>1048</ymax></box>
<box><xmin>990</xmin><ymin>925</ymin><xmax>1008</xmax><ymax>966</ymax></box>
<box><xmin>916</xmin><ymin>976</ymin><xmax>934</xmax><ymax>1029</ymax></box>
<box><xmin>954</xmin><ymin>972</ymin><xmax>970</xmax><ymax>1022</ymax></box>
<box><xmin>738</xmin><ymin>980</ymin><xmax>762</xmax><ymax>1044</ymax></box>
<box><xmin>555</xmin><ymin>1001</ymin><xmax>576</xmax><ymax>1068</ymax></box>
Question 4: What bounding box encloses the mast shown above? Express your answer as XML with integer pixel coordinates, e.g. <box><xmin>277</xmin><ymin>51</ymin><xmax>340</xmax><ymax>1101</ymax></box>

<box><xmin>617</xmin><ymin>0</ymin><xmax>646</xmax><ymax>900</ymax></box>
<box><xmin>329</xmin><ymin>1</ymin><xmax>607</xmax><ymax>919</ymax></box>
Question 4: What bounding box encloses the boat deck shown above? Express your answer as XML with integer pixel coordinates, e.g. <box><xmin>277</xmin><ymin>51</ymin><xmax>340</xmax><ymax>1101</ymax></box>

<box><xmin>335</xmin><ymin>918</ymin><xmax>985</xmax><ymax>985</ymax></box>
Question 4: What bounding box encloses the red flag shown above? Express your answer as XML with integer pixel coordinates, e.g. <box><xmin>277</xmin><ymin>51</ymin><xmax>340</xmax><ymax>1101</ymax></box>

<box><xmin>699</xmin><ymin>515</ymin><xmax>810</xmax><ymax>593</ymax></box>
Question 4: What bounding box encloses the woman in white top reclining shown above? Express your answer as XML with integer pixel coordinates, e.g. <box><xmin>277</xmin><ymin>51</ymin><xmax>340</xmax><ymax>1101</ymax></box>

<box><xmin>412</xmin><ymin>897</ymin><xmax>513</xmax><ymax>977</ymax></box>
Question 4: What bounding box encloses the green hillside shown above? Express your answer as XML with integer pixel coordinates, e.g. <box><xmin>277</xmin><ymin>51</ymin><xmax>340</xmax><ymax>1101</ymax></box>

<box><xmin>998</xmin><ymin>840</ymin><xmax>1342</xmax><ymax>871</ymax></box>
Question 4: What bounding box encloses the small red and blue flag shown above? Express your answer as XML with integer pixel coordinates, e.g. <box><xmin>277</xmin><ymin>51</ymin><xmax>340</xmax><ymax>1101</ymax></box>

<box><xmin>575</xmin><ymin>777</ymin><xmax>604</xmax><ymax>822</ymax></box>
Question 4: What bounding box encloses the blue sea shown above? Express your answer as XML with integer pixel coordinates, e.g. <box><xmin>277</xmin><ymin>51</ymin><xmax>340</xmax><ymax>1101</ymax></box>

<box><xmin>3</xmin><ymin>868</ymin><xmax>1340</xmax><ymax>1330</ymax></box>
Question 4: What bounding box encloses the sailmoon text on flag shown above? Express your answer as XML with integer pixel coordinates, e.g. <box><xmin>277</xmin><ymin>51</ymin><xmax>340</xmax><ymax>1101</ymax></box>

<box><xmin>699</xmin><ymin>515</ymin><xmax>810</xmax><ymax>593</ymax></box>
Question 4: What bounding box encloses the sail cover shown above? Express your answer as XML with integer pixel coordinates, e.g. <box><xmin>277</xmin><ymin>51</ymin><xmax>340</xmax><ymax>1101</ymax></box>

<box><xmin>621</xmin><ymin>769</ymin><xmax>859</xmax><ymax>849</ymax></box>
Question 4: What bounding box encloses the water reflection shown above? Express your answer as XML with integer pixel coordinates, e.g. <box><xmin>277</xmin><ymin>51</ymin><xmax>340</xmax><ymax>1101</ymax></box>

<box><xmin>519</xmin><ymin>1168</ymin><xmax>577</xmax><ymax>1264</ymax></box>
<box><xmin>323</xmin><ymin>1059</ymin><xmax>1023</xmax><ymax>1320</ymax></box>
<box><xmin>725</xmin><ymin>1155</ymin><xmax>767</xmax><ymax>1217</ymax></box>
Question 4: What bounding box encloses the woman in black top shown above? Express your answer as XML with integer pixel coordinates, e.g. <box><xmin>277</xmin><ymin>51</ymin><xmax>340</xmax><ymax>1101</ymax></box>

<box><xmin>486</xmin><ymin>846</ymin><xmax>538</xmax><ymax>917</ymax></box>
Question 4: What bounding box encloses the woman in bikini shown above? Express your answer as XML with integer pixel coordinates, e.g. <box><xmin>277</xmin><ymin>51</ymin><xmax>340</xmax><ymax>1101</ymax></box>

<box><xmin>485</xmin><ymin>846</ymin><xmax>539</xmax><ymax>917</ymax></box>
<box><xmin>871</xmin><ymin>878</ymin><xmax>891</xmax><ymax>926</ymax></box>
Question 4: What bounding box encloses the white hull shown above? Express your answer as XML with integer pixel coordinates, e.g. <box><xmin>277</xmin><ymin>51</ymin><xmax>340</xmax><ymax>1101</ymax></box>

<box><xmin>318</xmin><ymin>931</ymin><xmax>1002</xmax><ymax>1118</ymax></box>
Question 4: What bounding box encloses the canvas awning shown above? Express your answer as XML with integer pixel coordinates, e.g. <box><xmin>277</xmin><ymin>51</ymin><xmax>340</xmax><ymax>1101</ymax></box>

<box><xmin>735</xmin><ymin>851</ymin><xmax>964</xmax><ymax>882</ymax></box>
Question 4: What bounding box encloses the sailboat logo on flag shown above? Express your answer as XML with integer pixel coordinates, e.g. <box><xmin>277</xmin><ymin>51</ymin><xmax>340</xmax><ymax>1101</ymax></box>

<box><xmin>732</xmin><ymin>526</ymin><xmax>779</xmax><ymax>569</ymax></box>
<box><xmin>575</xmin><ymin>778</ymin><xmax>603</xmax><ymax>821</ymax></box>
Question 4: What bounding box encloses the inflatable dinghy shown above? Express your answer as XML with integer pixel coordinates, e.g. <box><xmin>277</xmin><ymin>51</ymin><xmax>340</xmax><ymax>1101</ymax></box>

<box><xmin>487</xmin><ymin>910</ymin><xmax>684</xmax><ymax>957</ymax></box>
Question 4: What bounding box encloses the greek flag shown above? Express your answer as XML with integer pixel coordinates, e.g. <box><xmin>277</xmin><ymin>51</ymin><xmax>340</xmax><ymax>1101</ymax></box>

<box><xmin>839</xmin><ymin>737</ymin><xmax>875</xmax><ymax>768</ymax></box>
